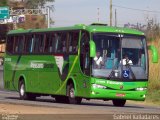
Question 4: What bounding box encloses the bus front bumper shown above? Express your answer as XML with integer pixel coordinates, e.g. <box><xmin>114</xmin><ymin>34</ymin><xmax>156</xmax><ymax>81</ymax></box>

<box><xmin>89</xmin><ymin>88</ymin><xmax>147</xmax><ymax>101</ymax></box>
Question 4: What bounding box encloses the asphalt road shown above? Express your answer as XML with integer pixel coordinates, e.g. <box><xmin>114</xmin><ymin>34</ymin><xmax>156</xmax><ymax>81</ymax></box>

<box><xmin>0</xmin><ymin>90</ymin><xmax>159</xmax><ymax>114</ymax></box>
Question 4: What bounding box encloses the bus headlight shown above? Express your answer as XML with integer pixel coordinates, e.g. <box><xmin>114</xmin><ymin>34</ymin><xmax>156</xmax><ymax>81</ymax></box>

<box><xmin>136</xmin><ymin>87</ymin><xmax>147</xmax><ymax>91</ymax></box>
<box><xmin>92</xmin><ymin>84</ymin><xmax>107</xmax><ymax>89</ymax></box>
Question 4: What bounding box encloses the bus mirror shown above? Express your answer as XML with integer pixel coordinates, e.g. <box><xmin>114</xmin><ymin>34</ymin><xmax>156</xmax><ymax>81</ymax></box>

<box><xmin>148</xmin><ymin>45</ymin><xmax>159</xmax><ymax>63</ymax></box>
<box><xmin>90</xmin><ymin>40</ymin><xmax>96</xmax><ymax>57</ymax></box>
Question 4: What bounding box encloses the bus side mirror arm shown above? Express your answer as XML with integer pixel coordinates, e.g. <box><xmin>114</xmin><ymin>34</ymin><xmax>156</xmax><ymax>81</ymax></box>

<box><xmin>90</xmin><ymin>40</ymin><xmax>96</xmax><ymax>57</ymax></box>
<box><xmin>148</xmin><ymin>45</ymin><xmax>159</xmax><ymax>63</ymax></box>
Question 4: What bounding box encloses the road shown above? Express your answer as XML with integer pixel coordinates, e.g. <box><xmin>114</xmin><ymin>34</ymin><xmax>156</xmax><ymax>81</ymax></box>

<box><xmin>0</xmin><ymin>90</ymin><xmax>160</xmax><ymax>120</ymax></box>
<box><xmin>0</xmin><ymin>90</ymin><xmax>160</xmax><ymax>113</ymax></box>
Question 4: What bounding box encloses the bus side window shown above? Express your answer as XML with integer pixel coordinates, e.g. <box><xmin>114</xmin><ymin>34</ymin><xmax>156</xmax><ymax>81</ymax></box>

<box><xmin>34</xmin><ymin>34</ymin><xmax>39</xmax><ymax>53</ymax></box>
<box><xmin>32</xmin><ymin>34</ymin><xmax>45</xmax><ymax>54</ymax></box>
<box><xmin>18</xmin><ymin>36</ymin><xmax>25</xmax><ymax>53</ymax></box>
<box><xmin>13</xmin><ymin>35</ymin><xmax>24</xmax><ymax>54</ymax></box>
<box><xmin>24</xmin><ymin>35</ymin><xmax>33</xmax><ymax>54</ymax></box>
<box><xmin>50</xmin><ymin>33</ymin><xmax>56</xmax><ymax>53</ymax></box>
<box><xmin>6</xmin><ymin>36</ymin><xmax>14</xmax><ymax>54</ymax></box>
<box><xmin>38</xmin><ymin>34</ymin><xmax>45</xmax><ymax>53</ymax></box>
<box><xmin>29</xmin><ymin>35</ymin><xmax>35</xmax><ymax>53</ymax></box>
<box><xmin>13</xmin><ymin>36</ymin><xmax>18</xmax><ymax>53</ymax></box>
<box><xmin>55</xmin><ymin>32</ymin><xmax>67</xmax><ymax>53</ymax></box>
<box><xmin>62</xmin><ymin>33</ymin><xmax>67</xmax><ymax>53</ymax></box>
<box><xmin>55</xmin><ymin>33</ymin><xmax>59</xmax><ymax>53</ymax></box>
<box><xmin>45</xmin><ymin>33</ymin><xmax>56</xmax><ymax>53</ymax></box>
<box><xmin>44</xmin><ymin>33</ymin><xmax>50</xmax><ymax>53</ymax></box>
<box><xmin>69</xmin><ymin>31</ymin><xmax>79</xmax><ymax>54</ymax></box>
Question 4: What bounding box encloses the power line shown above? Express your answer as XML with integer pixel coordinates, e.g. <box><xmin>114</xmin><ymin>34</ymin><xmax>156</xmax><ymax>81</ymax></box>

<box><xmin>113</xmin><ymin>4</ymin><xmax>160</xmax><ymax>14</ymax></box>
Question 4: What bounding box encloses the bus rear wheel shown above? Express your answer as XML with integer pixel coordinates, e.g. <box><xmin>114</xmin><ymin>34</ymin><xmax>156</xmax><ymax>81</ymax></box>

<box><xmin>67</xmin><ymin>84</ymin><xmax>82</xmax><ymax>104</ymax></box>
<box><xmin>19</xmin><ymin>80</ymin><xmax>36</xmax><ymax>100</ymax></box>
<box><xmin>112</xmin><ymin>99</ymin><xmax>126</xmax><ymax>107</ymax></box>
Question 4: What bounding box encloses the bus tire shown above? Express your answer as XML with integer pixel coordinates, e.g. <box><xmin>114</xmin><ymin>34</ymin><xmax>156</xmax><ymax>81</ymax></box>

<box><xmin>19</xmin><ymin>80</ymin><xmax>36</xmax><ymax>100</ymax></box>
<box><xmin>112</xmin><ymin>99</ymin><xmax>126</xmax><ymax>107</ymax></box>
<box><xmin>67</xmin><ymin>84</ymin><xmax>82</xmax><ymax>104</ymax></box>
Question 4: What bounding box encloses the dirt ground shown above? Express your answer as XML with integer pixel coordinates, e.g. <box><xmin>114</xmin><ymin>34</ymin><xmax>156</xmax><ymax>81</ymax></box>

<box><xmin>0</xmin><ymin>103</ymin><xmax>110</xmax><ymax>114</ymax></box>
<box><xmin>0</xmin><ymin>103</ymin><xmax>114</xmax><ymax>120</ymax></box>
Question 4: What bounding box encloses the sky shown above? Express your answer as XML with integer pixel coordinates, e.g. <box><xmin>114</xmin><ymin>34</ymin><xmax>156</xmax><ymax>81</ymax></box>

<box><xmin>48</xmin><ymin>0</ymin><xmax>160</xmax><ymax>27</ymax></box>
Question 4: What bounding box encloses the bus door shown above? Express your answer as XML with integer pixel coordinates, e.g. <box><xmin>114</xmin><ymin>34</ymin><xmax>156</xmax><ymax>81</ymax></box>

<box><xmin>78</xmin><ymin>31</ymin><xmax>91</xmax><ymax>97</ymax></box>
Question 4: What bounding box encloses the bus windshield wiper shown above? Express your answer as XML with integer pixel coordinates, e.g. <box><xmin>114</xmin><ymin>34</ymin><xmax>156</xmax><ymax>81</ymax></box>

<box><xmin>125</xmin><ymin>62</ymin><xmax>136</xmax><ymax>80</ymax></box>
<box><xmin>107</xmin><ymin>64</ymin><xmax>117</xmax><ymax>80</ymax></box>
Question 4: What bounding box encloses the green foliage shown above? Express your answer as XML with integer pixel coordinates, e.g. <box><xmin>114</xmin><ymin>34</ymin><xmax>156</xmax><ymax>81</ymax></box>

<box><xmin>0</xmin><ymin>53</ymin><xmax>4</xmax><ymax>57</ymax></box>
<box><xmin>24</xmin><ymin>0</ymin><xmax>55</xmax><ymax>9</ymax></box>
<box><xmin>0</xmin><ymin>0</ymin><xmax>8</xmax><ymax>6</ymax></box>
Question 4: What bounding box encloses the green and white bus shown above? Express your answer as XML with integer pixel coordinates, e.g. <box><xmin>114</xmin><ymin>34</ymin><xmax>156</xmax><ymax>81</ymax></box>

<box><xmin>4</xmin><ymin>24</ymin><xmax>158</xmax><ymax>106</ymax></box>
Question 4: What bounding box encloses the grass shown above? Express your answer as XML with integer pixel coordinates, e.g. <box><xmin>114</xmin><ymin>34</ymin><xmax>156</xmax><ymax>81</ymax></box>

<box><xmin>146</xmin><ymin>90</ymin><xmax>160</xmax><ymax>105</ymax></box>
<box><xmin>148</xmin><ymin>37</ymin><xmax>160</xmax><ymax>91</ymax></box>
<box><xmin>147</xmin><ymin>36</ymin><xmax>160</xmax><ymax>105</ymax></box>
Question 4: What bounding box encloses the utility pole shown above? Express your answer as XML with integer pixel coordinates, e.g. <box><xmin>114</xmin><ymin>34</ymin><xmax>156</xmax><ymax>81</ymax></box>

<box><xmin>97</xmin><ymin>8</ymin><xmax>100</xmax><ymax>22</ymax></box>
<box><xmin>47</xmin><ymin>7</ymin><xmax>50</xmax><ymax>28</ymax></box>
<box><xmin>110</xmin><ymin>0</ymin><xmax>112</xmax><ymax>26</ymax></box>
<box><xmin>115</xmin><ymin>9</ymin><xmax>117</xmax><ymax>27</ymax></box>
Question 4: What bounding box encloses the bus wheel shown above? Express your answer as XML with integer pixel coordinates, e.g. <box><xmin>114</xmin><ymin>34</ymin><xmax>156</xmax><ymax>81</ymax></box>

<box><xmin>67</xmin><ymin>84</ymin><xmax>82</xmax><ymax>104</ymax></box>
<box><xmin>19</xmin><ymin>80</ymin><xmax>36</xmax><ymax>100</ymax></box>
<box><xmin>112</xmin><ymin>99</ymin><xmax>126</xmax><ymax>107</ymax></box>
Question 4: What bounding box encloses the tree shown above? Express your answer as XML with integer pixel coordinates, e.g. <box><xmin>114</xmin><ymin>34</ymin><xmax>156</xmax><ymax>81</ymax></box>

<box><xmin>24</xmin><ymin>0</ymin><xmax>55</xmax><ymax>9</ymax></box>
<box><xmin>0</xmin><ymin>0</ymin><xmax>8</xmax><ymax>7</ymax></box>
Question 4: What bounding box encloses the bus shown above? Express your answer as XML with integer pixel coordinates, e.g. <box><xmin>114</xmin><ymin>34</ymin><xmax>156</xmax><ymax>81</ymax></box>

<box><xmin>4</xmin><ymin>24</ymin><xmax>158</xmax><ymax>106</ymax></box>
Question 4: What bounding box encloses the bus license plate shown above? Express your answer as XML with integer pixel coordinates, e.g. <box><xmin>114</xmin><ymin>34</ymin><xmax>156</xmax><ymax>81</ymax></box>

<box><xmin>116</xmin><ymin>93</ymin><xmax>125</xmax><ymax>97</ymax></box>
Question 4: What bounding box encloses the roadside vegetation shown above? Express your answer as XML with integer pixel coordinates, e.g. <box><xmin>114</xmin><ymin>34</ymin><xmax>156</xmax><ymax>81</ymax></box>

<box><xmin>145</xmin><ymin>19</ymin><xmax>160</xmax><ymax>105</ymax></box>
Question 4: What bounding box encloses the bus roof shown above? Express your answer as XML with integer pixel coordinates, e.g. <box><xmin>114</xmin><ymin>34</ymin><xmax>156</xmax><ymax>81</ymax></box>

<box><xmin>7</xmin><ymin>24</ymin><xmax>144</xmax><ymax>36</ymax></box>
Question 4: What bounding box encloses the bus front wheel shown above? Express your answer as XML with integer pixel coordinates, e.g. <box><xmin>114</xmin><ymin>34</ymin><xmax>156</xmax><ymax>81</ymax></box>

<box><xmin>67</xmin><ymin>84</ymin><xmax>82</xmax><ymax>104</ymax></box>
<box><xmin>112</xmin><ymin>99</ymin><xmax>126</xmax><ymax>107</ymax></box>
<box><xmin>19</xmin><ymin>80</ymin><xmax>36</xmax><ymax>100</ymax></box>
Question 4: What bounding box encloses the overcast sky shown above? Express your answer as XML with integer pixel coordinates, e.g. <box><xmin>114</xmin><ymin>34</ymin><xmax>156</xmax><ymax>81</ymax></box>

<box><xmin>49</xmin><ymin>0</ymin><xmax>160</xmax><ymax>27</ymax></box>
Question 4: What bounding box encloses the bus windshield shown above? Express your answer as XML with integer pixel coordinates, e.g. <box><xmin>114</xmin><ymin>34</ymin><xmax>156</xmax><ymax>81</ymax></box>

<box><xmin>92</xmin><ymin>33</ymin><xmax>148</xmax><ymax>81</ymax></box>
